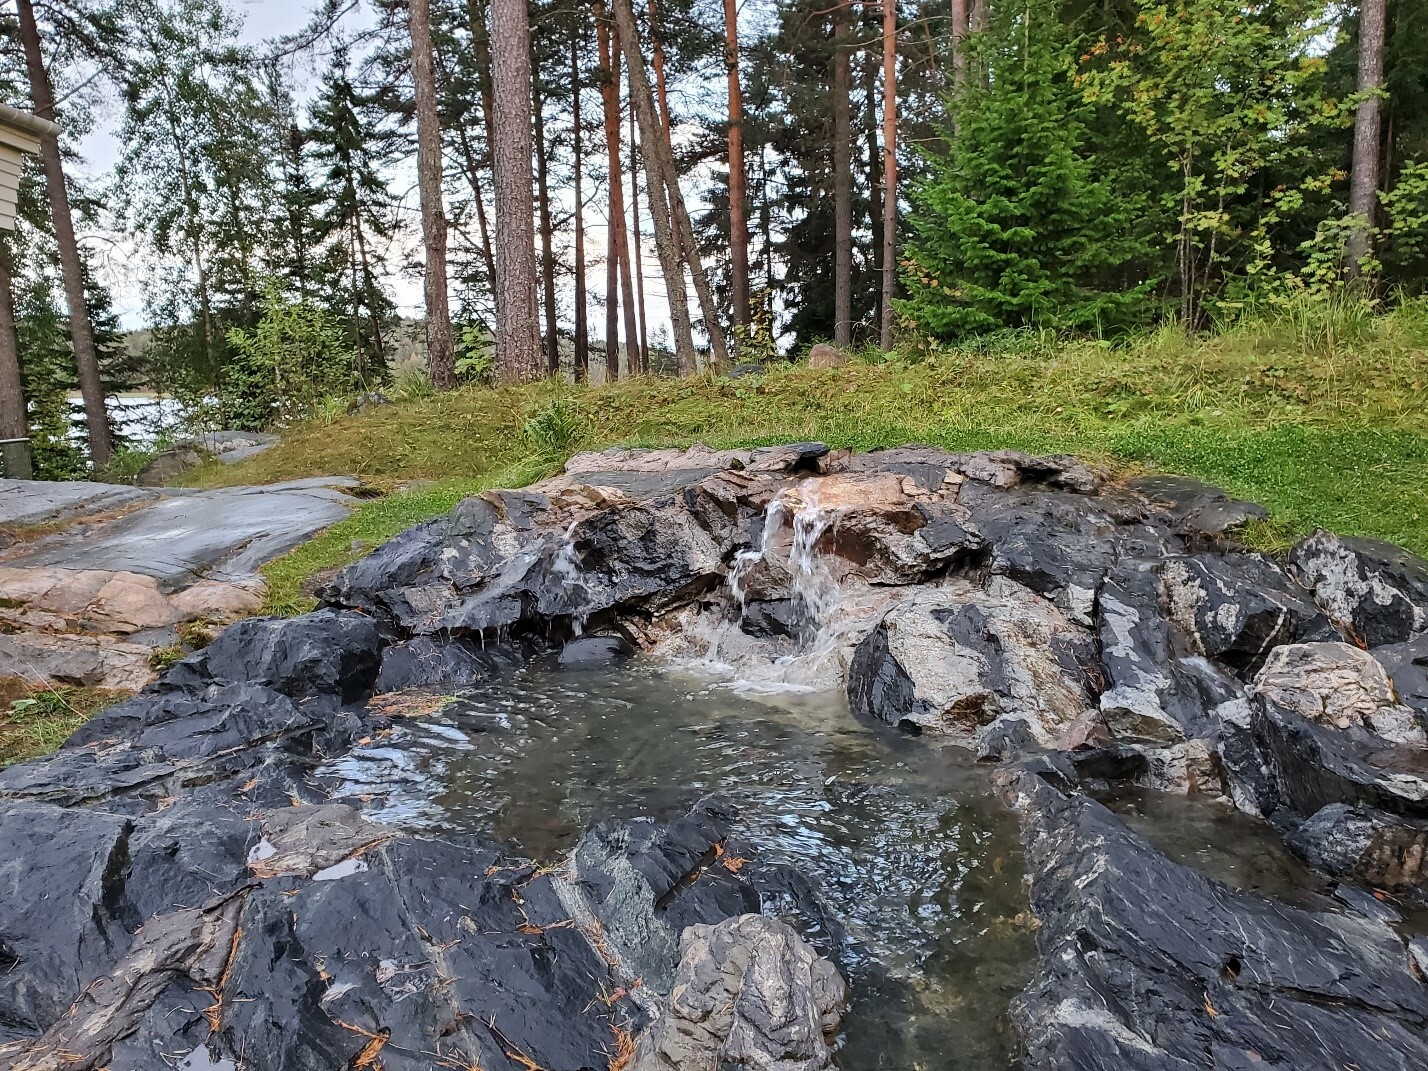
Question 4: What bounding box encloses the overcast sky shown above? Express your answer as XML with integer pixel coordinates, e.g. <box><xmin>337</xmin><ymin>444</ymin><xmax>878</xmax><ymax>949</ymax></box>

<box><xmin>72</xmin><ymin>0</ymin><xmax>691</xmax><ymax>349</ymax></box>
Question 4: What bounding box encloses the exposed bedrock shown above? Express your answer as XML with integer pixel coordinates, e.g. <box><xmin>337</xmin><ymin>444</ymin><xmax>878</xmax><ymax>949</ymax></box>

<box><xmin>1000</xmin><ymin>770</ymin><xmax>1428</xmax><ymax>1071</ymax></box>
<box><xmin>5</xmin><ymin>443</ymin><xmax>1428</xmax><ymax>1068</ymax></box>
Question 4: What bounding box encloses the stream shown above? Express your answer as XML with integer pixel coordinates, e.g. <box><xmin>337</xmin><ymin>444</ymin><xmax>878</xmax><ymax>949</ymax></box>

<box><xmin>316</xmin><ymin>660</ymin><xmax>1340</xmax><ymax>1070</ymax></box>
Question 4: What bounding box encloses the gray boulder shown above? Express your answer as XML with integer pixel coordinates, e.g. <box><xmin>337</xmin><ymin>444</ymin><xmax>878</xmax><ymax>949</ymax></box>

<box><xmin>1291</xmin><ymin>529</ymin><xmax>1428</xmax><ymax>648</ymax></box>
<box><xmin>847</xmin><ymin>580</ymin><xmax>1098</xmax><ymax>749</ymax></box>
<box><xmin>1001</xmin><ymin>770</ymin><xmax>1428</xmax><ymax>1071</ymax></box>
<box><xmin>1286</xmin><ymin>803</ymin><xmax>1428</xmax><ymax>903</ymax></box>
<box><xmin>632</xmin><ymin>914</ymin><xmax>848</xmax><ymax>1071</ymax></box>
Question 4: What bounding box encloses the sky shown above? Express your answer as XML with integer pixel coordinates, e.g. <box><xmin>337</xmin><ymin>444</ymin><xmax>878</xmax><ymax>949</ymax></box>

<box><xmin>71</xmin><ymin>0</ymin><xmax>688</xmax><ymax>353</ymax></box>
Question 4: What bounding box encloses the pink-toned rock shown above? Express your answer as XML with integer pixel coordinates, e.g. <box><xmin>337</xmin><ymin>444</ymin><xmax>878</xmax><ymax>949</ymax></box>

<box><xmin>806</xmin><ymin>342</ymin><xmax>849</xmax><ymax>370</ymax></box>
<box><xmin>0</xmin><ymin>566</ymin><xmax>111</xmax><ymax>615</ymax></box>
<box><xmin>86</xmin><ymin>572</ymin><xmax>177</xmax><ymax>634</ymax></box>
<box><xmin>0</xmin><ymin>632</ymin><xmax>153</xmax><ymax>691</ymax></box>
<box><xmin>169</xmin><ymin>579</ymin><xmax>266</xmax><ymax>621</ymax></box>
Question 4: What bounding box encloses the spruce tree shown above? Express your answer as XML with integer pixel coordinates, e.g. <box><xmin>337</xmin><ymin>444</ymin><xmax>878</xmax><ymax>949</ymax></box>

<box><xmin>900</xmin><ymin>3</ymin><xmax>1158</xmax><ymax>340</ymax></box>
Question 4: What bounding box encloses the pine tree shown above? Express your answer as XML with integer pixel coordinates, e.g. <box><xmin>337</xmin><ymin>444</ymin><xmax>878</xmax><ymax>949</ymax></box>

<box><xmin>308</xmin><ymin>55</ymin><xmax>400</xmax><ymax>383</ymax></box>
<box><xmin>900</xmin><ymin>3</ymin><xmax>1157</xmax><ymax>338</ymax></box>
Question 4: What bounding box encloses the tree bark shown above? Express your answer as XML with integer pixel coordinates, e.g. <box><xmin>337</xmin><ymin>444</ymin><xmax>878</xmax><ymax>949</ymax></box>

<box><xmin>409</xmin><ymin>0</ymin><xmax>459</xmax><ymax>389</ymax></box>
<box><xmin>489</xmin><ymin>0</ymin><xmax>544</xmax><ymax>382</ymax></box>
<box><xmin>606</xmin><ymin>0</ymin><xmax>697</xmax><ymax>375</ymax></box>
<box><xmin>723</xmin><ymin>0</ymin><xmax>750</xmax><ymax>333</ymax></box>
<box><xmin>863</xmin><ymin>42</ymin><xmax>883</xmax><ymax>299</ymax></box>
<box><xmin>1347</xmin><ymin>0</ymin><xmax>1387</xmax><ymax>279</ymax></box>
<box><xmin>533</xmin><ymin>83</ymin><xmax>559</xmax><ymax>374</ymax></box>
<box><xmin>16</xmin><ymin>0</ymin><xmax>111</xmax><ymax>465</ymax></box>
<box><xmin>0</xmin><ymin>240</ymin><xmax>32</xmax><ymax>480</ymax></box>
<box><xmin>951</xmin><ymin>0</ymin><xmax>968</xmax><ymax>87</ymax></box>
<box><xmin>629</xmin><ymin>106</ymin><xmax>650</xmax><ymax>373</ymax></box>
<box><xmin>648</xmin><ymin>0</ymin><xmax>674</xmax><ymax>144</ymax></box>
<box><xmin>572</xmin><ymin>32</ymin><xmax>590</xmax><ymax>383</ymax></box>
<box><xmin>879</xmin><ymin>0</ymin><xmax>897</xmax><ymax>352</ymax></box>
<box><xmin>647</xmin><ymin>0</ymin><xmax>680</xmax><ymax>265</ymax></box>
<box><xmin>611</xmin><ymin>0</ymin><xmax>728</xmax><ymax>370</ymax></box>
<box><xmin>453</xmin><ymin>124</ymin><xmax>499</xmax><ymax>289</ymax></box>
<box><xmin>597</xmin><ymin>16</ymin><xmax>628</xmax><ymax>379</ymax></box>
<box><xmin>832</xmin><ymin>2</ymin><xmax>853</xmax><ymax>347</ymax></box>
<box><xmin>464</xmin><ymin>0</ymin><xmax>500</xmax><ymax>292</ymax></box>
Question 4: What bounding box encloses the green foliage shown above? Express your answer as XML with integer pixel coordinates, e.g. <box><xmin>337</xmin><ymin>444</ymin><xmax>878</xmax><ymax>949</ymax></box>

<box><xmin>456</xmin><ymin>324</ymin><xmax>495</xmax><ymax>385</ymax></box>
<box><xmin>222</xmin><ymin>283</ymin><xmax>355</xmax><ymax>429</ymax></box>
<box><xmin>522</xmin><ymin>398</ymin><xmax>585</xmax><ymax>455</ymax></box>
<box><xmin>901</xmin><ymin>3</ymin><xmax>1159</xmax><ymax>340</ymax></box>
<box><xmin>1</xmin><ymin>684</ymin><xmax>124</xmax><ymax>768</ymax></box>
<box><xmin>1077</xmin><ymin>0</ymin><xmax>1340</xmax><ymax>324</ymax></box>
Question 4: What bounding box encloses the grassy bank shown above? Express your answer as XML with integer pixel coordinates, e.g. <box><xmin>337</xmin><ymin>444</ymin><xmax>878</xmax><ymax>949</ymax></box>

<box><xmin>183</xmin><ymin>309</ymin><xmax>1428</xmax><ymax>613</ymax></box>
<box><xmin>0</xmin><ymin>680</ymin><xmax>126</xmax><ymax>768</ymax></box>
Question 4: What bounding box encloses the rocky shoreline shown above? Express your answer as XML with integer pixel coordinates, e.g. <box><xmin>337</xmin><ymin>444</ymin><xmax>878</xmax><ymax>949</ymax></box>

<box><xmin>2</xmin><ymin>442</ymin><xmax>1426</xmax><ymax>1069</ymax></box>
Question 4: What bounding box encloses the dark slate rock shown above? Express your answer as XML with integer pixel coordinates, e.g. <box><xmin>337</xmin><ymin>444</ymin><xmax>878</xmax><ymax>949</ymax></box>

<box><xmin>1161</xmin><ymin>552</ymin><xmax>1338</xmax><ymax>675</ymax></box>
<box><xmin>747</xmin><ymin>441</ymin><xmax>831</xmax><ymax>473</ymax></box>
<box><xmin>1250</xmin><ymin>697</ymin><xmax>1428</xmax><ymax>823</ymax></box>
<box><xmin>1129</xmin><ymin>474</ymin><xmax>1269</xmax><ymax>541</ymax></box>
<box><xmin>199</xmin><ymin>609</ymin><xmax>385</xmax><ymax>702</ymax></box>
<box><xmin>1291</xmin><ymin>529</ymin><xmax>1428</xmax><ymax>648</ymax></box>
<box><xmin>1374</xmin><ymin>633</ymin><xmax>1428</xmax><ymax>714</ymax></box>
<box><xmin>962</xmin><ymin>486</ymin><xmax>1177</xmax><ymax>620</ymax></box>
<box><xmin>1095</xmin><ymin>560</ymin><xmax>1243</xmax><ymax>741</ymax></box>
<box><xmin>0</xmin><ymin>683</ymin><xmax>365</xmax><ymax>812</ymax></box>
<box><xmin>1286</xmin><ymin>802</ymin><xmax>1428</xmax><ymax>904</ymax></box>
<box><xmin>0</xmin><ymin>801</ymin><xmax>135</xmax><ymax>1032</ymax></box>
<box><xmin>67</xmin><ymin>681</ymin><xmax>317</xmax><ymax>756</ymax></box>
<box><xmin>1000</xmin><ymin>771</ymin><xmax>1428</xmax><ymax>1071</ymax></box>
<box><xmin>375</xmin><ymin>634</ymin><xmax>524</xmax><ymax>692</ymax></box>
<box><xmin>557</xmin><ymin>634</ymin><xmax>635</xmax><ymax>669</ymax></box>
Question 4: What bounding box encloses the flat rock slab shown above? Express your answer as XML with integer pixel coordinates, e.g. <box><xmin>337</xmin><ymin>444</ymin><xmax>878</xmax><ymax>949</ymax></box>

<box><xmin>0</xmin><ymin>480</ymin><xmax>158</xmax><ymax>527</ymax></box>
<box><xmin>6</xmin><ymin>479</ymin><xmax>358</xmax><ymax>591</ymax></box>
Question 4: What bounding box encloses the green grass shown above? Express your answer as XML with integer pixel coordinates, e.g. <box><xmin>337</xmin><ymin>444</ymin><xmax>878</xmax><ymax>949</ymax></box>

<box><xmin>183</xmin><ymin>305</ymin><xmax>1428</xmax><ymax>613</ymax></box>
<box><xmin>0</xmin><ymin>680</ymin><xmax>126</xmax><ymax>768</ymax></box>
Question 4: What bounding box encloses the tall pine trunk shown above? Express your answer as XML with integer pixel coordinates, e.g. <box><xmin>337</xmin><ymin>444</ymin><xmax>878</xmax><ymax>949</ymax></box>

<box><xmin>629</xmin><ymin>107</ymin><xmax>650</xmax><ymax>373</ymax></box>
<box><xmin>453</xmin><ymin>125</ymin><xmax>499</xmax><ymax>287</ymax></box>
<box><xmin>0</xmin><ymin>240</ymin><xmax>31</xmax><ymax>480</ymax></box>
<box><xmin>489</xmin><ymin>0</ymin><xmax>544</xmax><ymax>382</ymax></box>
<box><xmin>1347</xmin><ymin>0</ymin><xmax>1387</xmax><ymax>279</ymax></box>
<box><xmin>572</xmin><ymin>33</ymin><xmax>590</xmax><ymax>383</ymax></box>
<box><xmin>879</xmin><ymin>0</ymin><xmax>897</xmax><ymax>352</ymax></box>
<box><xmin>723</xmin><ymin>0</ymin><xmax>750</xmax><ymax>333</ymax></box>
<box><xmin>606</xmin><ymin>0</ymin><xmax>696</xmax><ymax>375</ymax></box>
<box><xmin>951</xmin><ymin>0</ymin><xmax>968</xmax><ymax>88</ymax></box>
<box><xmin>465</xmin><ymin>0</ymin><xmax>499</xmax><ymax>294</ymax></box>
<box><xmin>16</xmin><ymin>0</ymin><xmax>111</xmax><ymax>465</ymax></box>
<box><xmin>533</xmin><ymin>85</ymin><xmax>559</xmax><ymax>374</ymax></box>
<box><xmin>611</xmin><ymin>0</ymin><xmax>728</xmax><ymax>370</ymax></box>
<box><xmin>863</xmin><ymin>44</ymin><xmax>883</xmax><ymax>301</ymax></box>
<box><xmin>597</xmin><ymin>17</ymin><xmax>630</xmax><ymax>380</ymax></box>
<box><xmin>409</xmin><ymin>0</ymin><xmax>458</xmax><ymax>389</ymax></box>
<box><xmin>832</xmin><ymin>2</ymin><xmax>853</xmax><ymax>347</ymax></box>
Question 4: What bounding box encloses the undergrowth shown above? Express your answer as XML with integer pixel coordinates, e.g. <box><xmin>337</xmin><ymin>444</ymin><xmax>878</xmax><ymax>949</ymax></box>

<box><xmin>0</xmin><ymin>680</ymin><xmax>127</xmax><ymax>768</ymax></box>
<box><xmin>180</xmin><ymin>308</ymin><xmax>1428</xmax><ymax>614</ymax></box>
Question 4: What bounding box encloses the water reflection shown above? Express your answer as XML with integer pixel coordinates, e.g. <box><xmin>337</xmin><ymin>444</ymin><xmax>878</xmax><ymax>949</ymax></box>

<box><xmin>317</xmin><ymin>661</ymin><xmax>1036</xmax><ymax>1070</ymax></box>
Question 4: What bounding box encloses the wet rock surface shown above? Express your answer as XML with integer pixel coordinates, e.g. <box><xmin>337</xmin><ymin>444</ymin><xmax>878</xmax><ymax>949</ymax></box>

<box><xmin>5</xmin><ymin>444</ymin><xmax>1428</xmax><ymax>1068</ymax></box>
<box><xmin>0</xmin><ymin>478</ymin><xmax>357</xmax><ymax>690</ymax></box>
<box><xmin>1001</xmin><ymin>770</ymin><xmax>1428</xmax><ymax>1071</ymax></box>
<box><xmin>631</xmin><ymin>914</ymin><xmax>848</xmax><ymax>1071</ymax></box>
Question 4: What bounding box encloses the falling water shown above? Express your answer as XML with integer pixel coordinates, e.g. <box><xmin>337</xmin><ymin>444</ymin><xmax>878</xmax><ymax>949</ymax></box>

<box><xmin>549</xmin><ymin>522</ymin><xmax>592</xmax><ymax>636</ymax></box>
<box><xmin>684</xmin><ymin>480</ymin><xmax>895</xmax><ymax>694</ymax></box>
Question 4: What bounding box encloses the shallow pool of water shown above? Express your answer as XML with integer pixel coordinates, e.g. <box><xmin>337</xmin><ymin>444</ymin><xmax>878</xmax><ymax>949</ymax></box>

<box><xmin>321</xmin><ymin>661</ymin><xmax>1037</xmax><ymax>1069</ymax></box>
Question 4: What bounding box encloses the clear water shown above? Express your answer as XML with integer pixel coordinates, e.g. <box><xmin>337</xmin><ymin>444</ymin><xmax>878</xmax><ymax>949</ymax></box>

<box><xmin>318</xmin><ymin>659</ymin><xmax>1388</xmax><ymax>1069</ymax></box>
<box><xmin>320</xmin><ymin>661</ymin><xmax>1037</xmax><ymax>1070</ymax></box>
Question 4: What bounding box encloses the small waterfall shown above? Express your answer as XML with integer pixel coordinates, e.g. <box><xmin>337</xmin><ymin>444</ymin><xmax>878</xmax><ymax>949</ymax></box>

<box><xmin>728</xmin><ymin>480</ymin><xmax>841</xmax><ymax>636</ymax></box>
<box><xmin>682</xmin><ymin>480</ymin><xmax>883</xmax><ymax>695</ymax></box>
<box><xmin>549</xmin><ymin>523</ymin><xmax>592</xmax><ymax>636</ymax></box>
